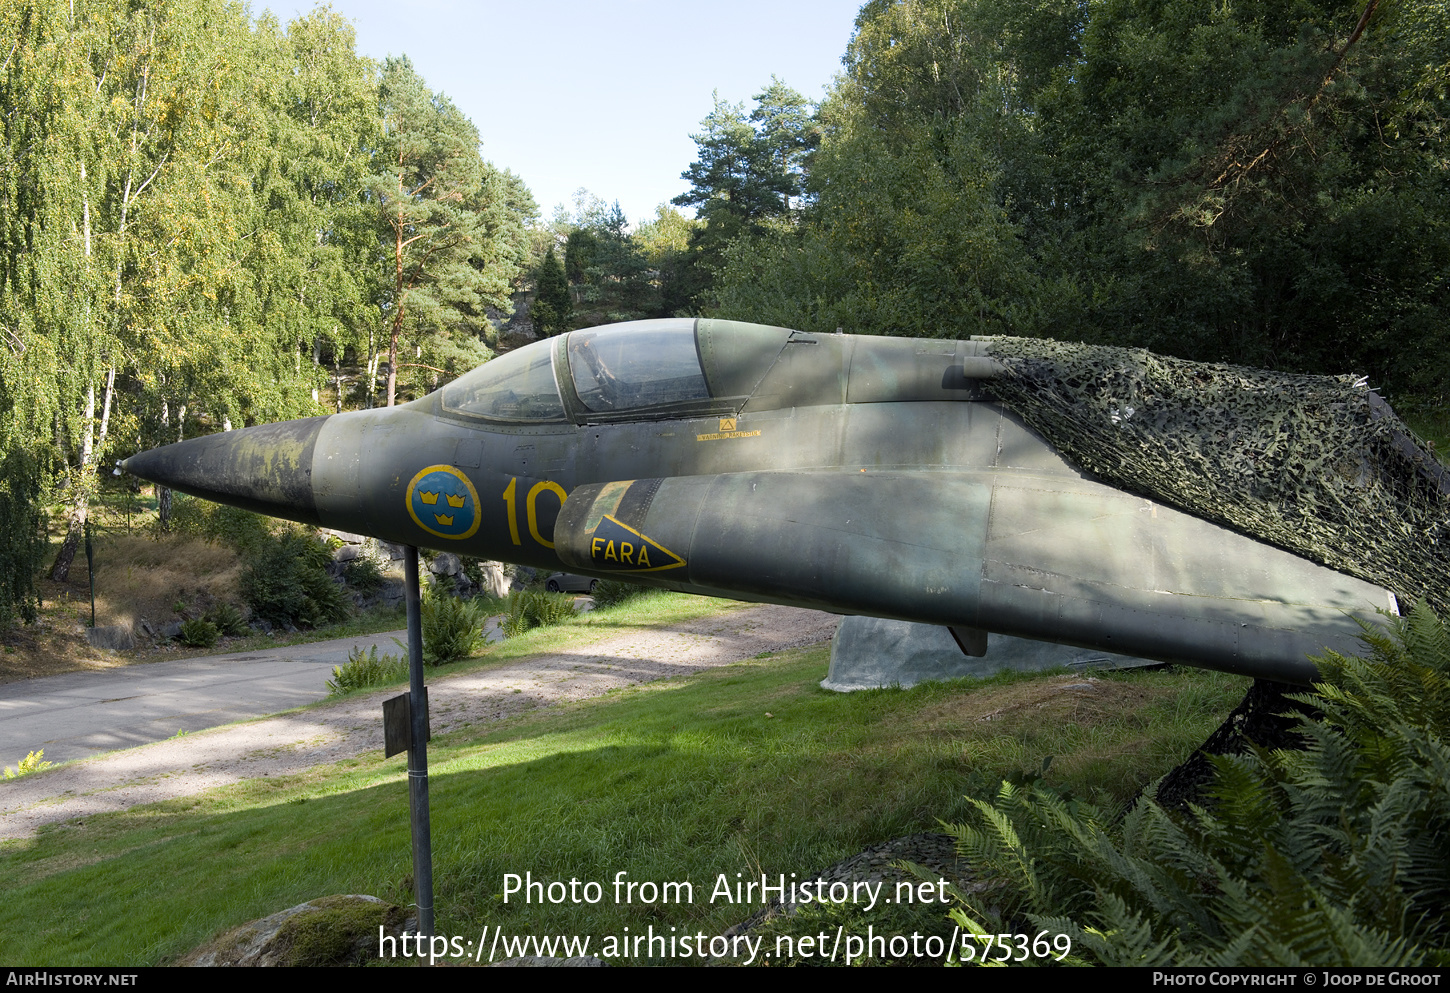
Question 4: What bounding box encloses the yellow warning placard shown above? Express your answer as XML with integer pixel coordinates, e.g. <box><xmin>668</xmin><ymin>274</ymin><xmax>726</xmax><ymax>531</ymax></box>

<box><xmin>588</xmin><ymin>515</ymin><xmax>686</xmax><ymax>572</ymax></box>
<box><xmin>696</xmin><ymin>415</ymin><xmax>761</xmax><ymax>442</ymax></box>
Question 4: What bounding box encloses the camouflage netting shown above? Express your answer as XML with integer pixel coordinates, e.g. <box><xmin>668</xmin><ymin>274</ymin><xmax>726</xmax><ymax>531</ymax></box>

<box><xmin>980</xmin><ymin>337</ymin><xmax>1450</xmax><ymax>618</ymax></box>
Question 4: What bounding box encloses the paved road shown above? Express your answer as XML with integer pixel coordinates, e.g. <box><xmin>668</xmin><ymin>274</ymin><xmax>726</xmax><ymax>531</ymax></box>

<box><xmin>0</xmin><ymin>617</ymin><xmax>498</xmax><ymax>769</ymax></box>
<box><xmin>1</xmin><ymin>604</ymin><xmax>839</xmax><ymax>841</ymax></box>
<box><xmin>0</xmin><ymin>631</ymin><xmax>417</xmax><ymax>767</ymax></box>
<box><xmin>0</xmin><ymin>608</ymin><xmax>542</xmax><ymax>769</ymax></box>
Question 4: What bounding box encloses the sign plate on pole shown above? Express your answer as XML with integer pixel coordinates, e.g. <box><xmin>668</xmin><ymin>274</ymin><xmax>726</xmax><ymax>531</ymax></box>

<box><xmin>383</xmin><ymin>689</ymin><xmax>429</xmax><ymax>759</ymax></box>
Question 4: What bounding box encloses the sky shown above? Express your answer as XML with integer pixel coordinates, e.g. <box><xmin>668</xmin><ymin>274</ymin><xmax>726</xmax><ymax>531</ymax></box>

<box><xmin>267</xmin><ymin>0</ymin><xmax>867</xmax><ymax>229</ymax></box>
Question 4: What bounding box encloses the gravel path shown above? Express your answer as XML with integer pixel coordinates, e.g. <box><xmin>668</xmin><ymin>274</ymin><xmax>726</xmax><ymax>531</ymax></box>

<box><xmin>0</xmin><ymin>605</ymin><xmax>837</xmax><ymax>841</ymax></box>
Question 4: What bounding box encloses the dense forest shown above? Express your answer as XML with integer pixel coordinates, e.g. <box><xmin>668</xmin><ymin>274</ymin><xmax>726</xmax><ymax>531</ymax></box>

<box><xmin>0</xmin><ymin>1</ymin><xmax>538</xmax><ymax>625</ymax></box>
<box><xmin>556</xmin><ymin>0</ymin><xmax>1450</xmax><ymax>404</ymax></box>
<box><xmin>709</xmin><ymin>0</ymin><xmax>1450</xmax><ymax>385</ymax></box>
<box><xmin>2</xmin><ymin>0</ymin><xmax>1447</xmax><ymax>627</ymax></box>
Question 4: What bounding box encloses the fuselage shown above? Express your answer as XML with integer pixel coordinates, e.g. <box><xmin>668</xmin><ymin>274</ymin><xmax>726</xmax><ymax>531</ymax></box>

<box><xmin>122</xmin><ymin>318</ymin><xmax>1397</xmax><ymax>683</ymax></box>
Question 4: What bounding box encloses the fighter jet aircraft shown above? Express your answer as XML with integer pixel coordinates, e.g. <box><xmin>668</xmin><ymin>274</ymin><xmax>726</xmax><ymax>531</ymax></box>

<box><xmin>121</xmin><ymin>318</ymin><xmax>1402</xmax><ymax>684</ymax></box>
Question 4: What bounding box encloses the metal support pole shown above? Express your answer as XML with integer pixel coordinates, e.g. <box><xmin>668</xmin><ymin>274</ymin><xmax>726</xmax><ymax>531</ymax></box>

<box><xmin>403</xmin><ymin>545</ymin><xmax>435</xmax><ymax>937</ymax></box>
<box><xmin>85</xmin><ymin>523</ymin><xmax>95</xmax><ymax>628</ymax></box>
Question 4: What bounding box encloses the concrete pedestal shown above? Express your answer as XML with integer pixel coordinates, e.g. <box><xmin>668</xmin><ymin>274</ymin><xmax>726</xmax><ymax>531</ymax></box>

<box><xmin>822</xmin><ymin>615</ymin><xmax>1161</xmax><ymax>692</ymax></box>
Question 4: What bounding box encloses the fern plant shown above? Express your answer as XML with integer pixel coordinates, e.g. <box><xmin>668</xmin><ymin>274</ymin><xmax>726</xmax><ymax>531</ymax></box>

<box><xmin>204</xmin><ymin>602</ymin><xmax>248</xmax><ymax>636</ymax></box>
<box><xmin>498</xmin><ymin>590</ymin><xmax>577</xmax><ymax>638</ymax></box>
<box><xmin>327</xmin><ymin>645</ymin><xmax>407</xmax><ymax>695</ymax></box>
<box><xmin>939</xmin><ymin>603</ymin><xmax>1450</xmax><ymax>967</ymax></box>
<box><xmin>178</xmin><ymin>618</ymin><xmax>220</xmax><ymax>648</ymax></box>
<box><xmin>419</xmin><ymin>590</ymin><xmax>491</xmax><ymax>665</ymax></box>
<box><xmin>4</xmin><ymin>749</ymin><xmax>52</xmax><ymax>778</ymax></box>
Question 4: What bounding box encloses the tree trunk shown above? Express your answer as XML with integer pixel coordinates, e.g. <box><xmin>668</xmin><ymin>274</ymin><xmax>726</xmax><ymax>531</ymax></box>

<box><xmin>50</xmin><ymin>528</ymin><xmax>83</xmax><ymax>584</ymax></box>
<box><xmin>365</xmin><ymin>330</ymin><xmax>377</xmax><ymax>409</ymax></box>
<box><xmin>97</xmin><ymin>366</ymin><xmax>114</xmax><ymax>452</ymax></box>
<box><xmin>159</xmin><ymin>401</ymin><xmax>185</xmax><ymax>534</ymax></box>
<box><xmin>51</xmin><ymin>157</ymin><xmax>100</xmax><ymax>585</ymax></box>
<box><xmin>52</xmin><ymin>384</ymin><xmax>93</xmax><ymax>582</ymax></box>
<box><xmin>386</xmin><ymin>327</ymin><xmax>400</xmax><ymax>408</ymax></box>
<box><xmin>156</xmin><ymin>391</ymin><xmax>172</xmax><ymax>531</ymax></box>
<box><xmin>49</xmin><ymin>368</ymin><xmax>115</xmax><ymax>583</ymax></box>
<box><xmin>386</xmin><ymin>170</ymin><xmax>407</xmax><ymax>408</ymax></box>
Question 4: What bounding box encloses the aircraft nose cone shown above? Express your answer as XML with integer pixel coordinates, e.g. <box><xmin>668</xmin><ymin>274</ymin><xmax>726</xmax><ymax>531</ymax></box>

<box><xmin>121</xmin><ymin>416</ymin><xmax>330</xmax><ymax>526</ymax></box>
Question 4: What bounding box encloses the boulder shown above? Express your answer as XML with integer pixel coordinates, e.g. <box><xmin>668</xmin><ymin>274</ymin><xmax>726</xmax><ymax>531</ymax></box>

<box><xmin>178</xmin><ymin>894</ymin><xmax>415</xmax><ymax>967</ymax></box>
<box><xmin>430</xmin><ymin>552</ymin><xmax>461</xmax><ymax>577</ymax></box>
<box><xmin>319</xmin><ymin>529</ymin><xmax>369</xmax><ymax>545</ymax></box>
<box><xmin>381</xmin><ymin>578</ymin><xmax>405</xmax><ymax>606</ymax></box>
<box><xmin>331</xmin><ymin>544</ymin><xmax>363</xmax><ymax>564</ymax></box>
<box><xmin>478</xmin><ymin>560</ymin><xmax>509</xmax><ymax>599</ymax></box>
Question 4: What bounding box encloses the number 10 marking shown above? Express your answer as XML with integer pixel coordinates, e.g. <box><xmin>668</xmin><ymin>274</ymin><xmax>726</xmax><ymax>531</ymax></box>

<box><xmin>501</xmin><ymin>477</ymin><xmax>567</xmax><ymax>548</ymax></box>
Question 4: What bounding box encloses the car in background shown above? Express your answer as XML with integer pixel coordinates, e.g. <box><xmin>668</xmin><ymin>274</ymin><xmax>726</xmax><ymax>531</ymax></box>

<box><xmin>545</xmin><ymin>572</ymin><xmax>597</xmax><ymax>594</ymax></box>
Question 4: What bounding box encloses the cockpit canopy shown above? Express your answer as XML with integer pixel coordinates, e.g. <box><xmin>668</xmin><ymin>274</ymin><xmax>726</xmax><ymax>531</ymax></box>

<box><xmin>438</xmin><ymin>318</ymin><xmax>792</xmax><ymax>424</ymax></box>
<box><xmin>567</xmin><ymin>324</ymin><xmax>708</xmax><ymax>413</ymax></box>
<box><xmin>440</xmin><ymin>338</ymin><xmax>564</xmax><ymax>421</ymax></box>
<box><xmin>437</xmin><ymin>317</ymin><xmax>994</xmax><ymax>424</ymax></box>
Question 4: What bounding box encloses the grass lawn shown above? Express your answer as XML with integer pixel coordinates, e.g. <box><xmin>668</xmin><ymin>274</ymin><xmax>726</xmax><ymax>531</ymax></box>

<box><xmin>0</xmin><ymin>595</ymin><xmax>1249</xmax><ymax>966</ymax></box>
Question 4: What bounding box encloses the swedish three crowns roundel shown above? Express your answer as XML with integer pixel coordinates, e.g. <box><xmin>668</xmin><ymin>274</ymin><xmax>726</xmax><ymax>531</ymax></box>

<box><xmin>406</xmin><ymin>465</ymin><xmax>481</xmax><ymax>540</ymax></box>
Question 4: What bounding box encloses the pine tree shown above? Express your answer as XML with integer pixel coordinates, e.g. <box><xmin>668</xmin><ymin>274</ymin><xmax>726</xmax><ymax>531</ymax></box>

<box><xmin>750</xmin><ymin>77</ymin><xmax>820</xmax><ymax>215</ymax></box>
<box><xmin>371</xmin><ymin>56</ymin><xmax>514</xmax><ymax>406</ymax></box>
<box><xmin>672</xmin><ymin>93</ymin><xmax>791</xmax><ymax>229</ymax></box>
<box><xmin>670</xmin><ymin>84</ymin><xmax>818</xmax><ymax>313</ymax></box>
<box><xmin>531</xmin><ymin>247</ymin><xmax>571</xmax><ymax>337</ymax></box>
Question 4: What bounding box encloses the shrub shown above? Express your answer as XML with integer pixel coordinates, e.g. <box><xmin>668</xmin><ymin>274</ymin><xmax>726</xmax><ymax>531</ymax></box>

<box><xmin>327</xmin><ymin>645</ymin><xmax>408</xmax><ymax>695</ymax></box>
<box><xmin>939</xmin><ymin>603</ymin><xmax>1450</xmax><ymax>967</ymax></box>
<box><xmin>178</xmin><ymin>618</ymin><xmax>220</xmax><ymax>648</ymax></box>
<box><xmin>3</xmin><ymin>749</ymin><xmax>52</xmax><ymax>778</ymax></box>
<box><xmin>590</xmin><ymin>579</ymin><xmax>653</xmax><ymax>609</ymax></box>
<box><xmin>343</xmin><ymin>555</ymin><xmax>384</xmax><ymax>593</ymax></box>
<box><xmin>240</xmin><ymin>532</ymin><xmax>349</xmax><ymax>629</ymax></box>
<box><xmin>170</xmin><ymin>494</ymin><xmax>275</xmax><ymax>554</ymax></box>
<box><xmin>420</xmin><ymin>590</ymin><xmax>491</xmax><ymax>665</ymax></box>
